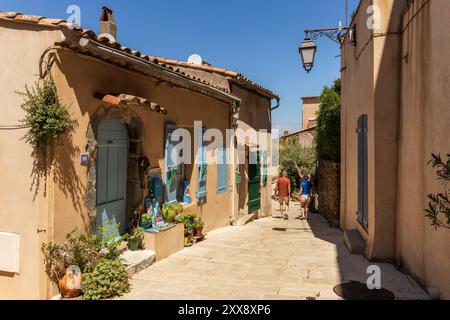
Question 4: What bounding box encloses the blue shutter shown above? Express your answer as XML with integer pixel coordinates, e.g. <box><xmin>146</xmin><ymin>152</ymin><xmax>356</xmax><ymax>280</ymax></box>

<box><xmin>197</xmin><ymin>126</ymin><xmax>207</xmax><ymax>200</ymax></box>
<box><xmin>217</xmin><ymin>145</ymin><xmax>228</xmax><ymax>193</ymax></box>
<box><xmin>165</xmin><ymin>124</ymin><xmax>178</xmax><ymax>203</ymax></box>
<box><xmin>357</xmin><ymin>115</ymin><xmax>368</xmax><ymax>229</ymax></box>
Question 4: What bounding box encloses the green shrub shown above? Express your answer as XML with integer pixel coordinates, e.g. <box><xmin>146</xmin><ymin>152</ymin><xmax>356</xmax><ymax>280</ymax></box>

<box><xmin>82</xmin><ymin>258</ymin><xmax>129</xmax><ymax>300</ymax></box>
<box><xmin>41</xmin><ymin>221</ymin><xmax>127</xmax><ymax>286</ymax></box>
<box><xmin>316</xmin><ymin>78</ymin><xmax>341</xmax><ymax>162</ymax></box>
<box><xmin>162</xmin><ymin>202</ymin><xmax>183</xmax><ymax>222</ymax></box>
<box><xmin>18</xmin><ymin>76</ymin><xmax>77</xmax><ymax>150</ymax></box>
<box><xmin>175</xmin><ymin>212</ymin><xmax>198</xmax><ymax>236</ymax></box>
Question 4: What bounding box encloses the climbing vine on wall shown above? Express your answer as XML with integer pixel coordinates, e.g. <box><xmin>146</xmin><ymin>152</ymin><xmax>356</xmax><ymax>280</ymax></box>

<box><xmin>18</xmin><ymin>77</ymin><xmax>77</xmax><ymax>150</ymax></box>
<box><xmin>425</xmin><ymin>153</ymin><xmax>450</xmax><ymax>230</ymax></box>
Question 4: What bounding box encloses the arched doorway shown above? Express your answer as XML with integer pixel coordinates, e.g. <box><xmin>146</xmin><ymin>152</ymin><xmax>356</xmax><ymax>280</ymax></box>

<box><xmin>96</xmin><ymin>119</ymin><xmax>129</xmax><ymax>235</ymax></box>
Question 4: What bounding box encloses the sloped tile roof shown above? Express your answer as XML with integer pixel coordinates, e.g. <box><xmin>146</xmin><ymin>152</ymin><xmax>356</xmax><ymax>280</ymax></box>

<box><xmin>150</xmin><ymin>57</ymin><xmax>279</xmax><ymax>99</ymax></box>
<box><xmin>0</xmin><ymin>11</ymin><xmax>241</xmax><ymax>101</ymax></box>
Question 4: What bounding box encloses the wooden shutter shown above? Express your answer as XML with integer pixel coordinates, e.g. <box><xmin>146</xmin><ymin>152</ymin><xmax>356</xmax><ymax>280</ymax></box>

<box><xmin>197</xmin><ymin>126</ymin><xmax>207</xmax><ymax>200</ymax></box>
<box><xmin>217</xmin><ymin>145</ymin><xmax>228</xmax><ymax>193</ymax></box>
<box><xmin>357</xmin><ymin>115</ymin><xmax>368</xmax><ymax>228</ymax></box>
<box><xmin>165</xmin><ymin>124</ymin><xmax>178</xmax><ymax>203</ymax></box>
<box><xmin>248</xmin><ymin>150</ymin><xmax>261</xmax><ymax>213</ymax></box>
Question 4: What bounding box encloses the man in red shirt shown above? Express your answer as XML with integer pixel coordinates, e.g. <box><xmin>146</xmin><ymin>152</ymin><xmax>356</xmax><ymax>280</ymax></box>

<box><xmin>276</xmin><ymin>171</ymin><xmax>291</xmax><ymax>220</ymax></box>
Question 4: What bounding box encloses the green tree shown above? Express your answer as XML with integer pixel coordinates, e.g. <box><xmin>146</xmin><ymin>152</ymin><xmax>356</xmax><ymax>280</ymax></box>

<box><xmin>316</xmin><ymin>79</ymin><xmax>341</xmax><ymax>162</ymax></box>
<box><xmin>280</xmin><ymin>139</ymin><xmax>317</xmax><ymax>191</ymax></box>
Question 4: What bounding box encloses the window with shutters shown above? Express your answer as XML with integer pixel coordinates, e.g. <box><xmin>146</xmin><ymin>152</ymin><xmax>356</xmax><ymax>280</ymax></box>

<box><xmin>196</xmin><ymin>126</ymin><xmax>207</xmax><ymax>200</ymax></box>
<box><xmin>165</xmin><ymin>124</ymin><xmax>184</xmax><ymax>204</ymax></box>
<box><xmin>217</xmin><ymin>145</ymin><xmax>228</xmax><ymax>193</ymax></box>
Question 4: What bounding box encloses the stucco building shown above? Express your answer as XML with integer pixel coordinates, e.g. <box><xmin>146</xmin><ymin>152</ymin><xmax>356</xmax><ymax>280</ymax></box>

<box><xmin>279</xmin><ymin>96</ymin><xmax>319</xmax><ymax>147</ymax></box>
<box><xmin>340</xmin><ymin>0</ymin><xmax>450</xmax><ymax>299</ymax></box>
<box><xmin>301</xmin><ymin>96</ymin><xmax>320</xmax><ymax>131</ymax></box>
<box><xmin>148</xmin><ymin>58</ymin><xmax>280</xmax><ymax>223</ymax></box>
<box><xmin>0</xmin><ymin>8</ymin><xmax>277</xmax><ymax>299</ymax></box>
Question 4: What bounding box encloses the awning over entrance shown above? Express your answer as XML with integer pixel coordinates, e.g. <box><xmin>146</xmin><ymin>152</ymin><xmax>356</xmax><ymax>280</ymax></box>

<box><xmin>94</xmin><ymin>92</ymin><xmax>168</xmax><ymax>114</ymax></box>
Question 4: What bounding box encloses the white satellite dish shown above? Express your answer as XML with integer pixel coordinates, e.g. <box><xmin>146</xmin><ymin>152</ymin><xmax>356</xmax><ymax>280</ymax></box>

<box><xmin>188</xmin><ymin>54</ymin><xmax>203</xmax><ymax>65</ymax></box>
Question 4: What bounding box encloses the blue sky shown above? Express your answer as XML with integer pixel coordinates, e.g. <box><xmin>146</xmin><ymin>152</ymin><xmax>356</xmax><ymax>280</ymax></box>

<box><xmin>1</xmin><ymin>0</ymin><xmax>359</xmax><ymax>133</ymax></box>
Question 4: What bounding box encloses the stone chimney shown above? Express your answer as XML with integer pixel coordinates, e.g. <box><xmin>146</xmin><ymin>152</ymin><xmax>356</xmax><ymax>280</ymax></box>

<box><xmin>100</xmin><ymin>6</ymin><xmax>117</xmax><ymax>39</ymax></box>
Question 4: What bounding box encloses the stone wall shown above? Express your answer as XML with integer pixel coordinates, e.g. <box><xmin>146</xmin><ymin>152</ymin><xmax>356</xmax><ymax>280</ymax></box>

<box><xmin>317</xmin><ymin>159</ymin><xmax>340</xmax><ymax>227</ymax></box>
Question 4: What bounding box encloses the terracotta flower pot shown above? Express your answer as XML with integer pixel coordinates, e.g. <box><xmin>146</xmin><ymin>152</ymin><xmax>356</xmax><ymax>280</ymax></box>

<box><xmin>194</xmin><ymin>228</ymin><xmax>203</xmax><ymax>237</ymax></box>
<box><xmin>58</xmin><ymin>268</ymin><xmax>82</xmax><ymax>299</ymax></box>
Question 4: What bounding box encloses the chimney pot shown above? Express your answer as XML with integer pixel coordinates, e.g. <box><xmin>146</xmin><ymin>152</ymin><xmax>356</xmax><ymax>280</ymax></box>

<box><xmin>100</xmin><ymin>6</ymin><xmax>117</xmax><ymax>40</ymax></box>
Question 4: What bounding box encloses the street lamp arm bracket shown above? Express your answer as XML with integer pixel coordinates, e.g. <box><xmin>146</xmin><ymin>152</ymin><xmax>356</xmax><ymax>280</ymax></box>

<box><xmin>304</xmin><ymin>27</ymin><xmax>350</xmax><ymax>44</ymax></box>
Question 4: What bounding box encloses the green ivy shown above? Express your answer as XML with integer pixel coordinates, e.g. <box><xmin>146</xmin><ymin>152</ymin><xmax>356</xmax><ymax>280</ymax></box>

<box><xmin>82</xmin><ymin>258</ymin><xmax>129</xmax><ymax>300</ymax></box>
<box><xmin>18</xmin><ymin>77</ymin><xmax>77</xmax><ymax>150</ymax></box>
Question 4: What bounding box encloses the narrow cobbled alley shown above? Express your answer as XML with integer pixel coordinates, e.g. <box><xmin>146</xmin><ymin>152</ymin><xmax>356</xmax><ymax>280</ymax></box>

<box><xmin>120</xmin><ymin>201</ymin><xmax>430</xmax><ymax>300</ymax></box>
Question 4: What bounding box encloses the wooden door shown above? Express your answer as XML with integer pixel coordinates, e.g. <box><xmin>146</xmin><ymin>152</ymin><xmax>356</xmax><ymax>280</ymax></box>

<box><xmin>96</xmin><ymin>120</ymin><xmax>128</xmax><ymax>236</ymax></box>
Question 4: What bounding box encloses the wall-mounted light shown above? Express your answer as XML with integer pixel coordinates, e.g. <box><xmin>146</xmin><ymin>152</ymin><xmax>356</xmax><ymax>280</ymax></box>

<box><xmin>298</xmin><ymin>37</ymin><xmax>317</xmax><ymax>73</ymax></box>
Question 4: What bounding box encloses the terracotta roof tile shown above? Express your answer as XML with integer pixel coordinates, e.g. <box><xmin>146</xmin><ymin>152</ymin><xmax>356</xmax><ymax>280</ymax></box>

<box><xmin>0</xmin><ymin>10</ymin><xmax>241</xmax><ymax>100</ymax></box>
<box><xmin>15</xmin><ymin>14</ymin><xmax>44</xmax><ymax>23</ymax></box>
<box><xmin>0</xmin><ymin>12</ymin><xmax>21</xmax><ymax>19</ymax></box>
<box><xmin>149</xmin><ymin>57</ymin><xmax>278</xmax><ymax>98</ymax></box>
<box><xmin>39</xmin><ymin>18</ymin><xmax>67</xmax><ymax>25</ymax></box>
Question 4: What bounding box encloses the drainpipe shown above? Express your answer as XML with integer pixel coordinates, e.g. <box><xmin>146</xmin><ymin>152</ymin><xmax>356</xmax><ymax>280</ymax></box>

<box><xmin>270</xmin><ymin>97</ymin><xmax>281</xmax><ymax>111</ymax></box>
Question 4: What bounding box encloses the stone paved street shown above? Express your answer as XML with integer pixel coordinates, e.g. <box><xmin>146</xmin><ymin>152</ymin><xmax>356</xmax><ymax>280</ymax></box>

<box><xmin>119</xmin><ymin>201</ymin><xmax>430</xmax><ymax>300</ymax></box>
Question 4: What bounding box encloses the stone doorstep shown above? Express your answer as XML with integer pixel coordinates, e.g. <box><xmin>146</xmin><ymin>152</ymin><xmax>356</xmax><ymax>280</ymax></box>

<box><xmin>344</xmin><ymin>229</ymin><xmax>366</xmax><ymax>255</ymax></box>
<box><xmin>237</xmin><ymin>213</ymin><xmax>259</xmax><ymax>226</ymax></box>
<box><xmin>120</xmin><ymin>250</ymin><xmax>156</xmax><ymax>278</ymax></box>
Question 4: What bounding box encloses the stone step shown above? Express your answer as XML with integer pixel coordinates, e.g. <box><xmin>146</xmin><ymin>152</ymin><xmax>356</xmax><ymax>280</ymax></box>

<box><xmin>237</xmin><ymin>213</ymin><xmax>258</xmax><ymax>226</ymax></box>
<box><xmin>120</xmin><ymin>250</ymin><xmax>156</xmax><ymax>277</ymax></box>
<box><xmin>344</xmin><ymin>229</ymin><xmax>366</xmax><ymax>255</ymax></box>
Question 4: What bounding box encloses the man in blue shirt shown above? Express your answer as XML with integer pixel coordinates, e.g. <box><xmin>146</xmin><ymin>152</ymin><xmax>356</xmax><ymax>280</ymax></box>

<box><xmin>300</xmin><ymin>175</ymin><xmax>312</xmax><ymax>220</ymax></box>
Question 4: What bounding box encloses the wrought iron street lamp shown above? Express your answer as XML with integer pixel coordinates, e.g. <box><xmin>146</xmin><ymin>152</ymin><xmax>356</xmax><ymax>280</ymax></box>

<box><xmin>299</xmin><ymin>1</ymin><xmax>355</xmax><ymax>73</ymax></box>
<box><xmin>298</xmin><ymin>25</ymin><xmax>354</xmax><ymax>73</ymax></box>
<box><xmin>298</xmin><ymin>37</ymin><xmax>317</xmax><ymax>73</ymax></box>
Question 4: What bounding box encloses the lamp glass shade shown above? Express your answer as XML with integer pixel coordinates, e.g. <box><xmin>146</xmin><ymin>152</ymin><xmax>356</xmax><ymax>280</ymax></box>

<box><xmin>299</xmin><ymin>37</ymin><xmax>317</xmax><ymax>72</ymax></box>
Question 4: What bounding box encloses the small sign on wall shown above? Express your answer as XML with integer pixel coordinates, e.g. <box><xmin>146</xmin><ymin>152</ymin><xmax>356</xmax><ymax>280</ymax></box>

<box><xmin>0</xmin><ymin>232</ymin><xmax>20</xmax><ymax>274</ymax></box>
<box><xmin>80</xmin><ymin>153</ymin><xmax>90</xmax><ymax>166</ymax></box>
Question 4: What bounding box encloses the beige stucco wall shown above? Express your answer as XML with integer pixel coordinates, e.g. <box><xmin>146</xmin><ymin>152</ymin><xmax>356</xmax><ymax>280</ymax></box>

<box><xmin>341</xmin><ymin>0</ymin><xmax>376</xmax><ymax>246</ymax></box>
<box><xmin>51</xmin><ymin>49</ymin><xmax>234</xmax><ymax>238</ymax></box>
<box><xmin>170</xmin><ymin>67</ymin><xmax>275</xmax><ymax>221</ymax></box>
<box><xmin>0</xmin><ymin>21</ymin><xmax>61</xmax><ymax>300</ymax></box>
<box><xmin>0</xmin><ymin>22</ymin><xmax>234</xmax><ymax>299</ymax></box>
<box><xmin>232</xmin><ymin>84</ymin><xmax>273</xmax><ymax>219</ymax></box>
<box><xmin>341</xmin><ymin>0</ymin><xmax>450</xmax><ymax>298</ymax></box>
<box><xmin>396</xmin><ymin>0</ymin><xmax>450</xmax><ymax>299</ymax></box>
<box><xmin>301</xmin><ymin>98</ymin><xmax>320</xmax><ymax>130</ymax></box>
<box><xmin>341</xmin><ymin>0</ymin><xmax>404</xmax><ymax>259</ymax></box>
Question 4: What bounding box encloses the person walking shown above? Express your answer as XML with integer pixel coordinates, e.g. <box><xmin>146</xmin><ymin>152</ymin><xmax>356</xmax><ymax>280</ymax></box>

<box><xmin>299</xmin><ymin>174</ymin><xmax>312</xmax><ymax>220</ymax></box>
<box><xmin>276</xmin><ymin>171</ymin><xmax>291</xmax><ymax>220</ymax></box>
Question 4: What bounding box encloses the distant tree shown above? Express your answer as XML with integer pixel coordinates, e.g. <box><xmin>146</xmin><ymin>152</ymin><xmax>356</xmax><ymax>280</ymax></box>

<box><xmin>280</xmin><ymin>138</ymin><xmax>317</xmax><ymax>191</ymax></box>
<box><xmin>316</xmin><ymin>79</ymin><xmax>341</xmax><ymax>162</ymax></box>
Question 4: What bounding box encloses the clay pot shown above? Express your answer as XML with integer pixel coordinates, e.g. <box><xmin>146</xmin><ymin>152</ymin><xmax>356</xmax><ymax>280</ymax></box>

<box><xmin>194</xmin><ymin>228</ymin><xmax>203</xmax><ymax>237</ymax></box>
<box><xmin>58</xmin><ymin>267</ymin><xmax>82</xmax><ymax>299</ymax></box>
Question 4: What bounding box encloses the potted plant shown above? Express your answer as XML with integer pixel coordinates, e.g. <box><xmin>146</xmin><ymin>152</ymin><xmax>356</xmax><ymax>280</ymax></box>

<box><xmin>194</xmin><ymin>217</ymin><xmax>205</xmax><ymax>237</ymax></box>
<box><xmin>140</xmin><ymin>213</ymin><xmax>152</xmax><ymax>229</ymax></box>
<box><xmin>184</xmin><ymin>229</ymin><xmax>193</xmax><ymax>246</ymax></box>
<box><xmin>127</xmin><ymin>227</ymin><xmax>144</xmax><ymax>251</ymax></box>
<box><xmin>176</xmin><ymin>212</ymin><xmax>197</xmax><ymax>246</ymax></box>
